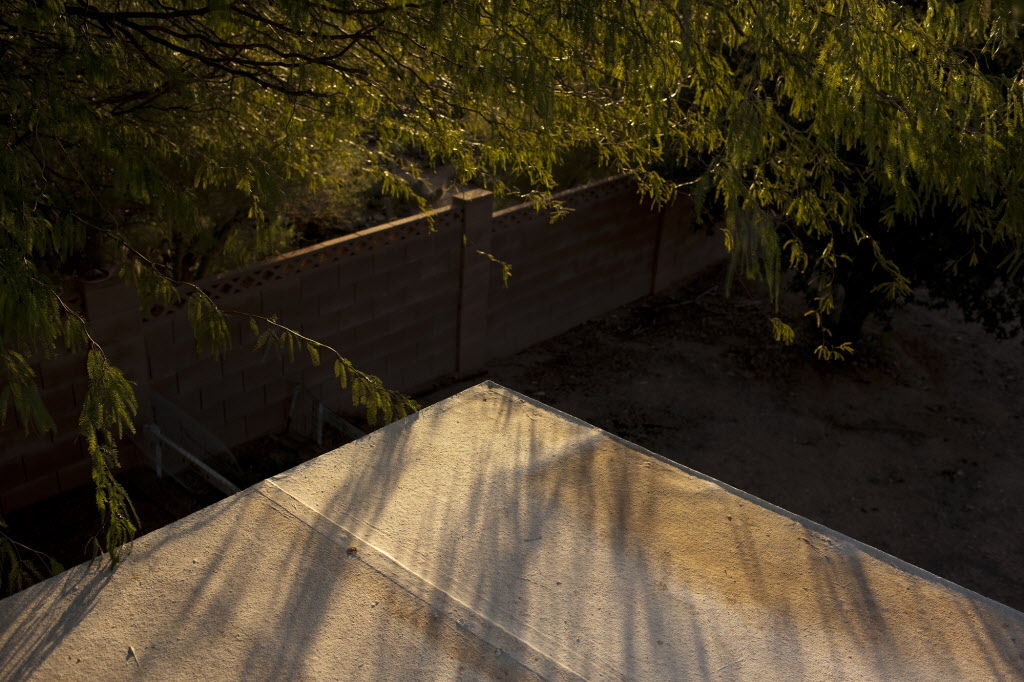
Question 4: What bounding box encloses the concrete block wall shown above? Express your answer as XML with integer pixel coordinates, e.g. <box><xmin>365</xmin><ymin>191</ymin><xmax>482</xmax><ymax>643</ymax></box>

<box><xmin>488</xmin><ymin>176</ymin><xmax>663</xmax><ymax>358</ymax></box>
<box><xmin>139</xmin><ymin>204</ymin><xmax>465</xmax><ymax>440</ymax></box>
<box><xmin>1</xmin><ymin>177</ymin><xmax>720</xmax><ymax>513</ymax></box>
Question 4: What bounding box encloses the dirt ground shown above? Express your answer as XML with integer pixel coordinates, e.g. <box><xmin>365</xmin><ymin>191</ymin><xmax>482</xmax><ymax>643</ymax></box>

<box><xmin>421</xmin><ymin>264</ymin><xmax>1024</xmax><ymax>612</ymax></box>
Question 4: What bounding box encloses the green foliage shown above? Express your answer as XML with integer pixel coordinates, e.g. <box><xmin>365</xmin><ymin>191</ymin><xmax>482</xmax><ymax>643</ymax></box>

<box><xmin>79</xmin><ymin>349</ymin><xmax>139</xmax><ymax>564</ymax></box>
<box><xmin>911</xmin><ymin>216</ymin><xmax>1024</xmax><ymax>339</ymax></box>
<box><xmin>0</xmin><ymin>516</ymin><xmax>64</xmax><ymax>595</ymax></box>
<box><xmin>476</xmin><ymin>250</ymin><xmax>513</xmax><ymax>288</ymax></box>
<box><xmin>250</xmin><ymin>315</ymin><xmax>419</xmax><ymax>425</ymax></box>
<box><xmin>4</xmin><ymin>0</ymin><xmax>1024</xmax><ymax>582</ymax></box>
<box><xmin>187</xmin><ymin>292</ymin><xmax>232</xmax><ymax>358</ymax></box>
<box><xmin>79</xmin><ymin>349</ymin><xmax>137</xmax><ymax>447</ymax></box>
<box><xmin>813</xmin><ymin>340</ymin><xmax>857</xmax><ymax>362</ymax></box>
<box><xmin>0</xmin><ymin>350</ymin><xmax>55</xmax><ymax>435</ymax></box>
<box><xmin>6</xmin><ymin>0</ymin><xmax>1021</xmax><ymax>339</ymax></box>
<box><xmin>769</xmin><ymin>317</ymin><xmax>796</xmax><ymax>345</ymax></box>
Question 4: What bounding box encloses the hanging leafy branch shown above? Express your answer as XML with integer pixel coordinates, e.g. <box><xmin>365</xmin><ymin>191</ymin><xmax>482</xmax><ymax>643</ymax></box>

<box><xmin>244</xmin><ymin>312</ymin><xmax>419</xmax><ymax>425</ymax></box>
<box><xmin>121</xmin><ymin>237</ymin><xmax>420</xmax><ymax>424</ymax></box>
<box><xmin>0</xmin><ymin>517</ymin><xmax>63</xmax><ymax>595</ymax></box>
<box><xmin>0</xmin><ymin>261</ymin><xmax>139</xmax><ymax>585</ymax></box>
<box><xmin>78</xmin><ymin>349</ymin><xmax>139</xmax><ymax>564</ymax></box>
<box><xmin>4</xmin><ymin>0</ymin><xmax>1024</xmax><ymax>591</ymax></box>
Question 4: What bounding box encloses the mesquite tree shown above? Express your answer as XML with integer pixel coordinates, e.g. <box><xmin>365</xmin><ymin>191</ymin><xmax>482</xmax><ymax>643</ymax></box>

<box><xmin>2</xmin><ymin>0</ymin><xmax>1023</xmax><ymax>587</ymax></box>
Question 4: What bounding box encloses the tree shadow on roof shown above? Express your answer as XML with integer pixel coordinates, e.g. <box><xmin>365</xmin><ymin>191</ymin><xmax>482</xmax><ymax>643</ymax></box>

<box><xmin>1</xmin><ymin>382</ymin><xmax>1022</xmax><ymax>679</ymax></box>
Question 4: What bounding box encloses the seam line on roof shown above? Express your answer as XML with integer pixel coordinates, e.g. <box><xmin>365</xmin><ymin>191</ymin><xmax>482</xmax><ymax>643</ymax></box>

<box><xmin>257</xmin><ymin>480</ymin><xmax>595</xmax><ymax>682</ymax></box>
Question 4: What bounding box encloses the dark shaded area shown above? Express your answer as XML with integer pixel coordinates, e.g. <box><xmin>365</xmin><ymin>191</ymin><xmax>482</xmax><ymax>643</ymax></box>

<box><xmin>3</xmin><ymin>430</ymin><xmax>350</xmax><ymax>585</ymax></box>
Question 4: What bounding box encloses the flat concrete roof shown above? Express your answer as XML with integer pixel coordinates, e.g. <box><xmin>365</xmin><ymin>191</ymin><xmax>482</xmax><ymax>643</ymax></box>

<box><xmin>1</xmin><ymin>382</ymin><xmax>1022</xmax><ymax>680</ymax></box>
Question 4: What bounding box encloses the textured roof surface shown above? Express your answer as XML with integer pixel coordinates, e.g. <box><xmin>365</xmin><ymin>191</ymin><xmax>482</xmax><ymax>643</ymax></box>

<box><xmin>2</xmin><ymin>382</ymin><xmax>1022</xmax><ymax>680</ymax></box>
